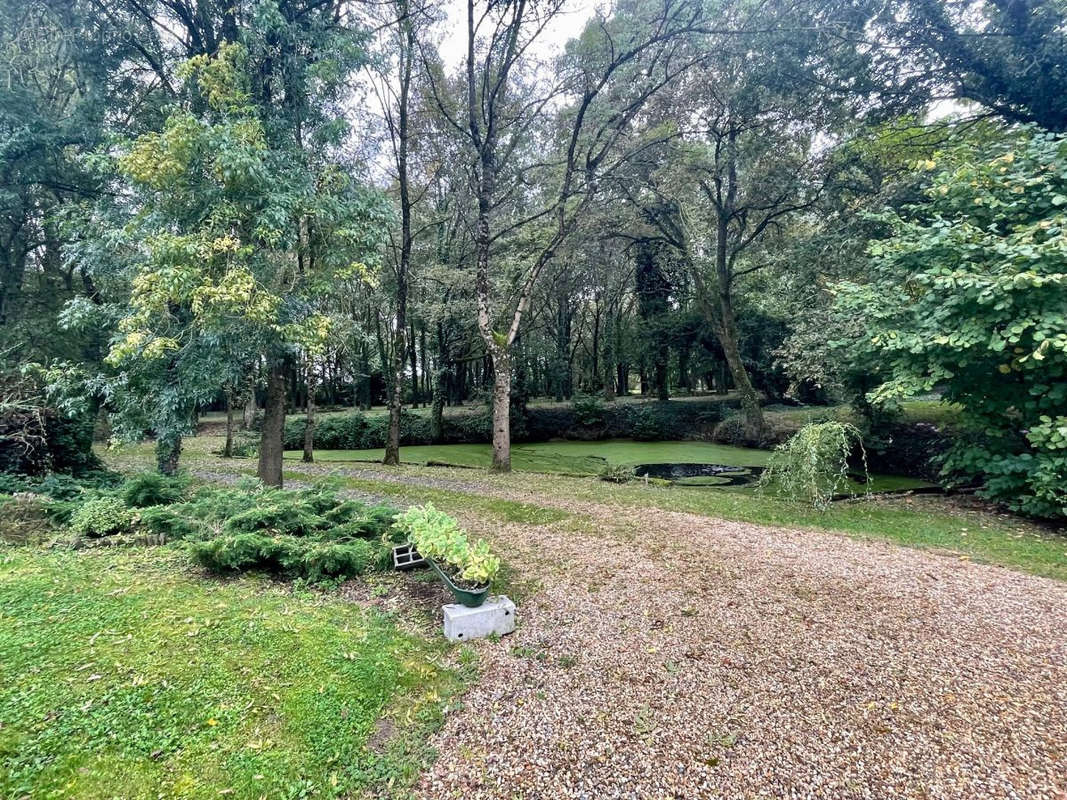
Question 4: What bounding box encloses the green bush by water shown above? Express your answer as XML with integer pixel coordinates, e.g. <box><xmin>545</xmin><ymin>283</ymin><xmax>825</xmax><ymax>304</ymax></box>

<box><xmin>758</xmin><ymin>421</ymin><xmax>868</xmax><ymax>510</ymax></box>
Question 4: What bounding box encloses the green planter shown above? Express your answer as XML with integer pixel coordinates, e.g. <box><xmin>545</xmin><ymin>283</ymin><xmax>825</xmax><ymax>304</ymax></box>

<box><xmin>429</xmin><ymin>560</ymin><xmax>489</xmax><ymax>608</ymax></box>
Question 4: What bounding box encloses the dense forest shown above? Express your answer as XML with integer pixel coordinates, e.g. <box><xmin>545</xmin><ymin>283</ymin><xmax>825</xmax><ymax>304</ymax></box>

<box><xmin>2</xmin><ymin>0</ymin><xmax>1065</xmax><ymax>519</ymax></box>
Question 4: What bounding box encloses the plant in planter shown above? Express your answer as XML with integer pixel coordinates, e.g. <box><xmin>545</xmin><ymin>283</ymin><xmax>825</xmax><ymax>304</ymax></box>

<box><xmin>391</xmin><ymin>504</ymin><xmax>501</xmax><ymax>607</ymax></box>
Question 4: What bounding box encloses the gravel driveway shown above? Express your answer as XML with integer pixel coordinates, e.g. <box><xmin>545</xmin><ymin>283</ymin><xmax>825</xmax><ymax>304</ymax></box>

<box><xmin>208</xmin><ymin>460</ymin><xmax>1065</xmax><ymax>797</ymax></box>
<box><xmin>395</xmin><ymin>487</ymin><xmax>1067</xmax><ymax>799</ymax></box>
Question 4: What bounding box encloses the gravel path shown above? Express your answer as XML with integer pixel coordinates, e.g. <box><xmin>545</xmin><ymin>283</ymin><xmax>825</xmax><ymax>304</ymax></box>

<box><xmin>198</xmin><ymin>461</ymin><xmax>1066</xmax><ymax>797</ymax></box>
<box><xmin>383</xmin><ymin>477</ymin><xmax>1067</xmax><ymax>800</ymax></box>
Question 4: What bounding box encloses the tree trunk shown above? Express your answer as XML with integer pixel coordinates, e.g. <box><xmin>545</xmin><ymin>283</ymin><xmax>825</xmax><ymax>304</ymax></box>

<box><xmin>408</xmin><ymin>321</ymin><xmax>419</xmax><ymax>408</ymax></box>
<box><xmin>302</xmin><ymin>361</ymin><xmax>315</xmax><ymax>463</ymax></box>
<box><xmin>384</xmin><ymin>0</ymin><xmax>414</xmax><ymax>463</ymax></box>
<box><xmin>156</xmin><ymin>434</ymin><xmax>181</xmax><ymax>475</ymax></box>
<box><xmin>717</xmin><ymin>292</ymin><xmax>764</xmax><ymax>442</ymax></box>
<box><xmin>655</xmin><ymin>354</ymin><xmax>669</xmax><ymax>401</ymax></box>
<box><xmin>223</xmin><ymin>393</ymin><xmax>235</xmax><ymax>458</ymax></box>
<box><xmin>242</xmin><ymin>383</ymin><xmax>256</xmax><ymax>430</ymax></box>
<box><xmin>258</xmin><ymin>362</ymin><xmax>286</xmax><ymax>487</ymax></box>
<box><xmin>430</xmin><ymin>368</ymin><xmax>446</xmax><ymax>442</ymax></box>
<box><xmin>384</xmin><ymin>322</ymin><xmax>405</xmax><ymax>465</ymax></box>
<box><xmin>489</xmin><ymin>348</ymin><xmax>511</xmax><ymax>472</ymax></box>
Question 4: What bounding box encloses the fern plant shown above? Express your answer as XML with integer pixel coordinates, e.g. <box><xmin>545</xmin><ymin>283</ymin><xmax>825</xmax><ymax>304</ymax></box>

<box><xmin>758</xmin><ymin>421</ymin><xmax>868</xmax><ymax>510</ymax></box>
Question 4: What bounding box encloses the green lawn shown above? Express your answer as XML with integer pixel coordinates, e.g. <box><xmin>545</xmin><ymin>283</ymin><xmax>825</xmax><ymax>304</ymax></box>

<box><xmin>287</xmin><ymin>439</ymin><xmax>770</xmax><ymax>472</ymax></box>
<box><xmin>278</xmin><ymin>465</ymin><xmax>1066</xmax><ymax>583</ymax></box>
<box><xmin>0</xmin><ymin>547</ymin><xmax>464</xmax><ymax>800</ymax></box>
<box><xmin>285</xmin><ymin>439</ymin><xmax>934</xmax><ymax>493</ymax></box>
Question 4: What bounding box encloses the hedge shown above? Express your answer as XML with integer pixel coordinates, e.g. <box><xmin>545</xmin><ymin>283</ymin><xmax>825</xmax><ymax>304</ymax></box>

<box><xmin>287</xmin><ymin>398</ymin><xmax>740</xmax><ymax>451</ymax></box>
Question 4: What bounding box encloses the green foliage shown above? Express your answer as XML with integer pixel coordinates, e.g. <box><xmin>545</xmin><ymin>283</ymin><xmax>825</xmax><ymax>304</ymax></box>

<box><xmin>69</xmin><ymin>495</ymin><xmax>134</xmax><ymax>538</ymax></box>
<box><xmin>86</xmin><ymin>42</ymin><xmax>391</xmax><ymax>464</ymax></box>
<box><xmin>626</xmin><ymin>404</ymin><xmax>676</xmax><ymax>441</ymax></box>
<box><xmin>571</xmin><ymin>394</ymin><xmax>606</xmax><ymax>426</ymax></box>
<box><xmin>598</xmin><ymin>462</ymin><xmax>636</xmax><ymax>483</ymax></box>
<box><xmin>121</xmin><ymin>472</ymin><xmax>189</xmax><ymax>508</ymax></box>
<box><xmin>0</xmin><ymin>366</ymin><xmax>100</xmax><ymax>477</ymax></box>
<box><xmin>189</xmin><ymin>533</ymin><xmax>384</xmax><ymax>580</ymax></box>
<box><xmin>226</xmin><ymin>431</ymin><xmax>260</xmax><ymax>458</ymax></box>
<box><xmin>174</xmin><ymin>483</ymin><xmax>398</xmax><ymax>581</ymax></box>
<box><xmin>136</xmin><ymin>504</ymin><xmax>204</xmax><ymax>542</ymax></box>
<box><xmin>0</xmin><ymin>470</ymin><xmax>119</xmax><ymax>501</ymax></box>
<box><xmin>223</xmin><ymin>503</ymin><xmax>327</xmax><ymax>537</ymax></box>
<box><xmin>392</xmin><ymin>503</ymin><xmax>500</xmax><ymax>587</ymax></box>
<box><xmin>838</xmin><ymin>128</ymin><xmax>1067</xmax><ymax>519</ymax></box>
<box><xmin>758</xmin><ymin>421</ymin><xmax>868</xmax><ymax>510</ymax></box>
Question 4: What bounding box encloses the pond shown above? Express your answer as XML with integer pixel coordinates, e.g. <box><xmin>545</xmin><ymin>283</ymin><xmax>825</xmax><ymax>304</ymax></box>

<box><xmin>633</xmin><ymin>463</ymin><xmax>764</xmax><ymax>487</ymax></box>
<box><xmin>284</xmin><ymin>438</ymin><xmax>938</xmax><ymax>494</ymax></box>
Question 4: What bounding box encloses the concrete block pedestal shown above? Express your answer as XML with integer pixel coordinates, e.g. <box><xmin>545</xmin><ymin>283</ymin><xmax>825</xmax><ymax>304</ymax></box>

<box><xmin>443</xmin><ymin>596</ymin><xmax>516</xmax><ymax>642</ymax></box>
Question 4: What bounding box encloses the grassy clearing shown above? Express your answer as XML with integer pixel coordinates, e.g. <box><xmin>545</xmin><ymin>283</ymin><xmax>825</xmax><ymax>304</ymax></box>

<box><xmin>286</xmin><ymin>439</ymin><xmax>772</xmax><ymax>471</ymax></box>
<box><xmin>0</xmin><ymin>546</ymin><xmax>466</xmax><ymax>800</ymax></box>
<box><xmin>284</xmin><ymin>439</ymin><xmax>933</xmax><ymax>493</ymax></box>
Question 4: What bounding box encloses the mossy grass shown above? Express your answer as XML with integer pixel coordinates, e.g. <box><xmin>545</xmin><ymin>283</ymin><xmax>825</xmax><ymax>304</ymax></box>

<box><xmin>283</xmin><ymin>440</ymin><xmax>933</xmax><ymax>493</ymax></box>
<box><xmin>0</xmin><ymin>546</ymin><xmax>465</xmax><ymax>799</ymax></box>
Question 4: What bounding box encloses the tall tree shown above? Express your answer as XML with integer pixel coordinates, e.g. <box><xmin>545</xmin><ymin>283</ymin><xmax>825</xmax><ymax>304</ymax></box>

<box><xmin>87</xmin><ymin>38</ymin><xmax>387</xmax><ymax>481</ymax></box>
<box><xmin>366</xmin><ymin>0</ymin><xmax>429</xmax><ymax>466</ymax></box>
<box><xmin>883</xmin><ymin>0</ymin><xmax>1067</xmax><ymax>131</ymax></box>
<box><xmin>623</xmin><ymin>0</ymin><xmax>882</xmax><ymax>439</ymax></box>
<box><xmin>427</xmin><ymin>0</ymin><xmax>706</xmax><ymax>470</ymax></box>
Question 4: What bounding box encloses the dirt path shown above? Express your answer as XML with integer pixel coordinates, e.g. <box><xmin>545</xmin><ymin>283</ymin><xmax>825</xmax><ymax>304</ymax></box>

<box><xmin>229</xmin><ymin>461</ymin><xmax>1067</xmax><ymax>798</ymax></box>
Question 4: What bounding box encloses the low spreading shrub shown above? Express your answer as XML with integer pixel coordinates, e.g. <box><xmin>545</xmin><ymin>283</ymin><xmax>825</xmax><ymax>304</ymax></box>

<box><xmin>34</xmin><ymin>474</ymin><xmax>400</xmax><ymax>582</ymax></box>
<box><xmin>190</xmin><ymin>532</ymin><xmax>387</xmax><ymax>580</ymax></box>
<box><xmin>226</xmin><ymin>431</ymin><xmax>260</xmax><ymax>458</ymax></box>
<box><xmin>392</xmin><ymin>503</ymin><xmax>500</xmax><ymax>587</ymax></box>
<box><xmin>177</xmin><ymin>484</ymin><xmax>398</xmax><ymax>581</ymax></box>
<box><xmin>121</xmin><ymin>472</ymin><xmax>189</xmax><ymax>508</ymax></box>
<box><xmin>137</xmin><ymin>504</ymin><xmax>205</xmax><ymax>541</ymax></box>
<box><xmin>598</xmin><ymin>462</ymin><xmax>636</xmax><ymax>483</ymax></box>
<box><xmin>0</xmin><ymin>470</ymin><xmax>119</xmax><ymax>501</ymax></box>
<box><xmin>223</xmin><ymin>503</ymin><xmax>327</xmax><ymax>537</ymax></box>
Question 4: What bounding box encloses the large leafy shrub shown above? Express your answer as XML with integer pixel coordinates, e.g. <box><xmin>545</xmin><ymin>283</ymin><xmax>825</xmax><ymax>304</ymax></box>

<box><xmin>837</xmin><ymin>128</ymin><xmax>1067</xmax><ymax>519</ymax></box>
<box><xmin>69</xmin><ymin>496</ymin><xmax>134</xmax><ymax>538</ymax></box>
<box><xmin>0</xmin><ymin>367</ymin><xmax>99</xmax><ymax>476</ymax></box>
<box><xmin>571</xmin><ymin>395</ymin><xmax>606</xmax><ymax>427</ymax></box>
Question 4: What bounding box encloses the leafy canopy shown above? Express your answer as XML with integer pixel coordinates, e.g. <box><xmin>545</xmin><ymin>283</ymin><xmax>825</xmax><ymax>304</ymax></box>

<box><xmin>837</xmin><ymin>127</ymin><xmax>1067</xmax><ymax>519</ymax></box>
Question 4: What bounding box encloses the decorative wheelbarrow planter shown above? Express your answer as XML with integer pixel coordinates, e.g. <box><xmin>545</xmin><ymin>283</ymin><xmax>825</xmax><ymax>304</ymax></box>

<box><xmin>428</xmin><ymin>558</ymin><xmax>490</xmax><ymax>607</ymax></box>
<box><xmin>391</xmin><ymin>504</ymin><xmax>511</xmax><ymax>637</ymax></box>
<box><xmin>391</xmin><ymin>544</ymin><xmax>427</xmax><ymax>571</ymax></box>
